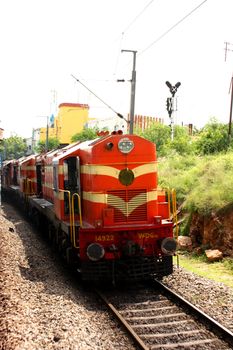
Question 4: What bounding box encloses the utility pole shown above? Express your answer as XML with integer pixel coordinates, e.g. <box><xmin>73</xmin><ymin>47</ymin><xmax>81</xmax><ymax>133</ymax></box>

<box><xmin>121</xmin><ymin>50</ymin><xmax>137</xmax><ymax>134</ymax></box>
<box><xmin>224</xmin><ymin>41</ymin><xmax>233</xmax><ymax>143</ymax></box>
<box><xmin>224</xmin><ymin>42</ymin><xmax>233</xmax><ymax>62</ymax></box>
<box><xmin>228</xmin><ymin>76</ymin><xmax>233</xmax><ymax>143</ymax></box>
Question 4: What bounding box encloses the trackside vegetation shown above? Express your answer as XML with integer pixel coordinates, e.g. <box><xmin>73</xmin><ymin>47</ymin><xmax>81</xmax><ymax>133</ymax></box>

<box><xmin>176</xmin><ymin>254</ymin><xmax>233</xmax><ymax>288</ymax></box>
<box><xmin>138</xmin><ymin>118</ymin><xmax>233</xmax><ymax>216</ymax></box>
<box><xmin>158</xmin><ymin>152</ymin><xmax>233</xmax><ymax>215</ymax></box>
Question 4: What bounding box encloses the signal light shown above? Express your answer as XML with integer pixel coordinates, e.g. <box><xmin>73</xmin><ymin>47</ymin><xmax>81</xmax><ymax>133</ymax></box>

<box><xmin>165</xmin><ymin>81</ymin><xmax>181</xmax><ymax>96</ymax></box>
<box><xmin>165</xmin><ymin>81</ymin><xmax>172</xmax><ymax>89</ymax></box>
<box><xmin>166</xmin><ymin>97</ymin><xmax>172</xmax><ymax>116</ymax></box>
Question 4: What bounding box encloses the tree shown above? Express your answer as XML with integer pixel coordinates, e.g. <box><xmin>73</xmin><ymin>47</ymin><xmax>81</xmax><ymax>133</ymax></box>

<box><xmin>195</xmin><ymin>118</ymin><xmax>229</xmax><ymax>155</ymax></box>
<box><xmin>35</xmin><ymin>137</ymin><xmax>60</xmax><ymax>153</ymax></box>
<box><xmin>139</xmin><ymin>123</ymin><xmax>171</xmax><ymax>155</ymax></box>
<box><xmin>0</xmin><ymin>136</ymin><xmax>27</xmax><ymax>160</ymax></box>
<box><xmin>71</xmin><ymin>127</ymin><xmax>99</xmax><ymax>142</ymax></box>
<box><xmin>165</xmin><ymin>125</ymin><xmax>195</xmax><ymax>155</ymax></box>
<box><xmin>139</xmin><ymin>123</ymin><xmax>194</xmax><ymax>156</ymax></box>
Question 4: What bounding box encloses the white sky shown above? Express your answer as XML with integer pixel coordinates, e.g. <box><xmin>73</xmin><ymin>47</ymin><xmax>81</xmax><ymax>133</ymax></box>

<box><xmin>0</xmin><ymin>0</ymin><xmax>233</xmax><ymax>138</ymax></box>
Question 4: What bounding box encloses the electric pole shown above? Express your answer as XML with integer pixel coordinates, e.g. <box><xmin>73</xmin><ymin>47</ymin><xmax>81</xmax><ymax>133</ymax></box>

<box><xmin>224</xmin><ymin>41</ymin><xmax>233</xmax><ymax>143</ymax></box>
<box><xmin>228</xmin><ymin>76</ymin><xmax>233</xmax><ymax>143</ymax></box>
<box><xmin>121</xmin><ymin>50</ymin><xmax>137</xmax><ymax>134</ymax></box>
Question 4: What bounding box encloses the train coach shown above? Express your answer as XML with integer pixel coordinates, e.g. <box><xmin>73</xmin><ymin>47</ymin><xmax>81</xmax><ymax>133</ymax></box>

<box><xmin>2</xmin><ymin>131</ymin><xmax>177</xmax><ymax>283</ymax></box>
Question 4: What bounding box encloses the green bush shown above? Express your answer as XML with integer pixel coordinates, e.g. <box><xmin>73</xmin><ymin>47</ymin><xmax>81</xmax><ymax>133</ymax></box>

<box><xmin>223</xmin><ymin>258</ymin><xmax>233</xmax><ymax>271</ymax></box>
<box><xmin>71</xmin><ymin>127</ymin><xmax>99</xmax><ymax>142</ymax></box>
<box><xmin>158</xmin><ymin>151</ymin><xmax>233</xmax><ymax>215</ymax></box>
<box><xmin>139</xmin><ymin>123</ymin><xmax>171</xmax><ymax>155</ymax></box>
<box><xmin>195</xmin><ymin>118</ymin><xmax>229</xmax><ymax>155</ymax></box>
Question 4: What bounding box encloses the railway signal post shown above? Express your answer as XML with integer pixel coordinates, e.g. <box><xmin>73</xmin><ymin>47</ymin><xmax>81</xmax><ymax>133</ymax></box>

<box><xmin>165</xmin><ymin>81</ymin><xmax>181</xmax><ymax>141</ymax></box>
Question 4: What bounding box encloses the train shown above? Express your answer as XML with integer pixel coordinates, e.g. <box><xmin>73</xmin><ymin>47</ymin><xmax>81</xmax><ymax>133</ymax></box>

<box><xmin>1</xmin><ymin>131</ymin><xmax>177</xmax><ymax>283</ymax></box>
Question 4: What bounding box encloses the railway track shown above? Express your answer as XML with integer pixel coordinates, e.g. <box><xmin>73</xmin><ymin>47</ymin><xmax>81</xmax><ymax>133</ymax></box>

<box><xmin>96</xmin><ymin>280</ymin><xmax>233</xmax><ymax>350</ymax></box>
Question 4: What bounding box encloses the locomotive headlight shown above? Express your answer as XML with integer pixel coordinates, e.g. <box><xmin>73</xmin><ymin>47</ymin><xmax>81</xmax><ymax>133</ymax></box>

<box><xmin>161</xmin><ymin>237</ymin><xmax>177</xmax><ymax>255</ymax></box>
<box><xmin>118</xmin><ymin>138</ymin><xmax>134</xmax><ymax>154</ymax></box>
<box><xmin>86</xmin><ymin>243</ymin><xmax>105</xmax><ymax>261</ymax></box>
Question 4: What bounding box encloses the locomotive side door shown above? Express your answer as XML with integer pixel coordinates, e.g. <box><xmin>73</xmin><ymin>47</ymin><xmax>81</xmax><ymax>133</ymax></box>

<box><xmin>63</xmin><ymin>156</ymin><xmax>81</xmax><ymax>214</ymax></box>
<box><xmin>36</xmin><ymin>164</ymin><xmax>42</xmax><ymax>196</ymax></box>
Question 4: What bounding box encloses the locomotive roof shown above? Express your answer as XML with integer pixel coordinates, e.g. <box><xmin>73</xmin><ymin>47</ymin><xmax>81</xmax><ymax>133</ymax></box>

<box><xmin>52</xmin><ymin>134</ymin><xmax>155</xmax><ymax>164</ymax></box>
<box><xmin>19</xmin><ymin>154</ymin><xmax>36</xmax><ymax>165</ymax></box>
<box><xmin>52</xmin><ymin>138</ymin><xmax>99</xmax><ymax>162</ymax></box>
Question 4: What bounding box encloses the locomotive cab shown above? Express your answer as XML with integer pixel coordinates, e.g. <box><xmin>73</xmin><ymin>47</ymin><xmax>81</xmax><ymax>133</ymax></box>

<box><xmin>52</xmin><ymin>151</ymin><xmax>82</xmax><ymax>222</ymax></box>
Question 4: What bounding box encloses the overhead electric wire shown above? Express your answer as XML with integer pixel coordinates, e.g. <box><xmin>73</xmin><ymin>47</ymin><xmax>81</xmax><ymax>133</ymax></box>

<box><xmin>113</xmin><ymin>0</ymin><xmax>156</xmax><ymax>77</ymax></box>
<box><xmin>122</xmin><ymin>0</ymin><xmax>155</xmax><ymax>35</ymax></box>
<box><xmin>113</xmin><ymin>32</ymin><xmax>124</xmax><ymax>77</ymax></box>
<box><xmin>71</xmin><ymin>74</ymin><xmax>128</xmax><ymax>123</ymax></box>
<box><xmin>139</xmin><ymin>0</ymin><xmax>208</xmax><ymax>56</ymax></box>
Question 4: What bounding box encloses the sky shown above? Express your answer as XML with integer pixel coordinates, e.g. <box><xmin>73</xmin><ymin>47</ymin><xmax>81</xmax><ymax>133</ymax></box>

<box><xmin>0</xmin><ymin>0</ymin><xmax>233</xmax><ymax>138</ymax></box>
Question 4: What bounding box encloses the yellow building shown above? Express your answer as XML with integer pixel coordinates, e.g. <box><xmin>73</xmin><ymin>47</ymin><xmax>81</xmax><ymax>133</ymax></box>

<box><xmin>40</xmin><ymin>102</ymin><xmax>89</xmax><ymax>144</ymax></box>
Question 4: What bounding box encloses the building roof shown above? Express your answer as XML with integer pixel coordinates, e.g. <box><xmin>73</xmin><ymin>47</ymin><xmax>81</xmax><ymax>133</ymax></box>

<box><xmin>58</xmin><ymin>102</ymin><xmax>89</xmax><ymax>109</ymax></box>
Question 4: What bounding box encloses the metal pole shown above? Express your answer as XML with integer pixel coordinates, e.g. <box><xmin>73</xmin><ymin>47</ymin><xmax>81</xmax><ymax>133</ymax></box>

<box><xmin>171</xmin><ymin>97</ymin><xmax>174</xmax><ymax>141</ymax></box>
<box><xmin>46</xmin><ymin>116</ymin><xmax>49</xmax><ymax>152</ymax></box>
<box><xmin>121</xmin><ymin>50</ymin><xmax>137</xmax><ymax>134</ymax></box>
<box><xmin>130</xmin><ymin>52</ymin><xmax>137</xmax><ymax>135</ymax></box>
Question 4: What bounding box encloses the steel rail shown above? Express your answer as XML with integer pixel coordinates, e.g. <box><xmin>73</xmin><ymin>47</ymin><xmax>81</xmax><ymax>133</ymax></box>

<box><xmin>153</xmin><ymin>279</ymin><xmax>233</xmax><ymax>347</ymax></box>
<box><xmin>95</xmin><ymin>288</ymin><xmax>149</xmax><ymax>350</ymax></box>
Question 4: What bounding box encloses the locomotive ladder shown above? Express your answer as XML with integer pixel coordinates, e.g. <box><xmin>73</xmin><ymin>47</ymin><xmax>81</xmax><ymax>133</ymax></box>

<box><xmin>58</xmin><ymin>189</ymin><xmax>83</xmax><ymax>249</ymax></box>
<box><xmin>166</xmin><ymin>188</ymin><xmax>179</xmax><ymax>239</ymax></box>
<box><xmin>166</xmin><ymin>187</ymin><xmax>179</xmax><ymax>267</ymax></box>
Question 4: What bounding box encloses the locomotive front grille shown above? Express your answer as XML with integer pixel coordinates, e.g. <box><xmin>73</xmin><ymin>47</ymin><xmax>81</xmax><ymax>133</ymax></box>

<box><xmin>107</xmin><ymin>189</ymin><xmax>147</xmax><ymax>222</ymax></box>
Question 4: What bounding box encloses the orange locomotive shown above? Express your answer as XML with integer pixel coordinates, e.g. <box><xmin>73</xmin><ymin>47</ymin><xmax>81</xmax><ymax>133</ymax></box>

<box><xmin>2</xmin><ymin>132</ymin><xmax>177</xmax><ymax>282</ymax></box>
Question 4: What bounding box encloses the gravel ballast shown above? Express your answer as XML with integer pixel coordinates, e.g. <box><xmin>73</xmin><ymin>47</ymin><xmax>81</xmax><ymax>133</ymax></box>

<box><xmin>1</xmin><ymin>202</ymin><xmax>233</xmax><ymax>349</ymax></box>
<box><xmin>0</xmin><ymin>203</ymin><xmax>136</xmax><ymax>350</ymax></box>
<box><xmin>163</xmin><ymin>265</ymin><xmax>233</xmax><ymax>332</ymax></box>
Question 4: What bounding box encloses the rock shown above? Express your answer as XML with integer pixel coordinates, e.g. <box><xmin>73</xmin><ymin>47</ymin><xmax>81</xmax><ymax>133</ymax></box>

<box><xmin>205</xmin><ymin>249</ymin><xmax>223</xmax><ymax>262</ymax></box>
<box><xmin>177</xmin><ymin>236</ymin><xmax>192</xmax><ymax>251</ymax></box>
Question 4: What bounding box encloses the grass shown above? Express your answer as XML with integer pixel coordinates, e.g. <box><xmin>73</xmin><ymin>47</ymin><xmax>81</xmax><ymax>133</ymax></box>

<box><xmin>158</xmin><ymin>152</ymin><xmax>233</xmax><ymax>214</ymax></box>
<box><xmin>173</xmin><ymin>253</ymin><xmax>233</xmax><ymax>289</ymax></box>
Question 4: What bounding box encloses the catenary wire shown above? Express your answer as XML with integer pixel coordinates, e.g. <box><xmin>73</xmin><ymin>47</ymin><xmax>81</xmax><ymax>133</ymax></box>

<box><xmin>138</xmin><ymin>0</ymin><xmax>208</xmax><ymax>56</ymax></box>
<box><xmin>113</xmin><ymin>0</ymin><xmax>157</xmax><ymax>77</ymax></box>
<box><xmin>122</xmin><ymin>0</ymin><xmax>155</xmax><ymax>35</ymax></box>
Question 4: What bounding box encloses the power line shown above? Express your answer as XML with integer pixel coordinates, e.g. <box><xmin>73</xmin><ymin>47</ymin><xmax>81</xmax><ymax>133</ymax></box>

<box><xmin>113</xmin><ymin>32</ymin><xmax>124</xmax><ymax>77</ymax></box>
<box><xmin>113</xmin><ymin>0</ymin><xmax>156</xmax><ymax>76</ymax></box>
<box><xmin>122</xmin><ymin>0</ymin><xmax>155</xmax><ymax>35</ymax></box>
<box><xmin>139</xmin><ymin>0</ymin><xmax>208</xmax><ymax>56</ymax></box>
<box><xmin>71</xmin><ymin>74</ymin><xmax>128</xmax><ymax>123</ymax></box>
